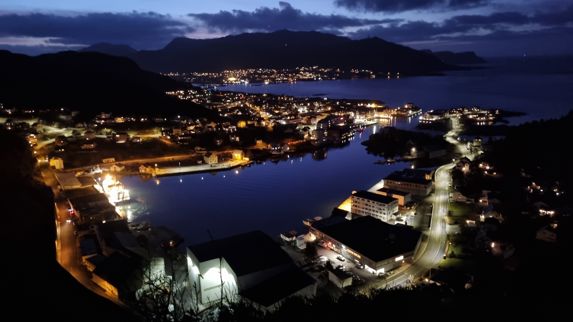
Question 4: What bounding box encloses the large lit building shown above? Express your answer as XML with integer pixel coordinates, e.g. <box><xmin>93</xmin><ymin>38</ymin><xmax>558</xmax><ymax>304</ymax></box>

<box><xmin>65</xmin><ymin>187</ymin><xmax>121</xmax><ymax>225</ymax></box>
<box><xmin>375</xmin><ymin>188</ymin><xmax>412</xmax><ymax>206</ymax></box>
<box><xmin>310</xmin><ymin>216</ymin><xmax>421</xmax><ymax>275</ymax></box>
<box><xmin>383</xmin><ymin>169</ymin><xmax>434</xmax><ymax>196</ymax></box>
<box><xmin>351</xmin><ymin>190</ymin><xmax>399</xmax><ymax>222</ymax></box>
<box><xmin>186</xmin><ymin>231</ymin><xmax>316</xmax><ymax>311</ymax></box>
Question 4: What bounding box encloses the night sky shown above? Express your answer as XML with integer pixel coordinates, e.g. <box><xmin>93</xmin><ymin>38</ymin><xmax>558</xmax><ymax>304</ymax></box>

<box><xmin>1</xmin><ymin>0</ymin><xmax>572</xmax><ymax>56</ymax></box>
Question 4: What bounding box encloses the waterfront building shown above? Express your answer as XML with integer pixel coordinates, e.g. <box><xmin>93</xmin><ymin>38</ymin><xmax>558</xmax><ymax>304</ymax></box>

<box><xmin>310</xmin><ymin>216</ymin><xmax>421</xmax><ymax>275</ymax></box>
<box><xmin>383</xmin><ymin>169</ymin><xmax>434</xmax><ymax>196</ymax></box>
<box><xmin>375</xmin><ymin>188</ymin><xmax>412</xmax><ymax>207</ymax></box>
<box><xmin>351</xmin><ymin>190</ymin><xmax>399</xmax><ymax>222</ymax></box>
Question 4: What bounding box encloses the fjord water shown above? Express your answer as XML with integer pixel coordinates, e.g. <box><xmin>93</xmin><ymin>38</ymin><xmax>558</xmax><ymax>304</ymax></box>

<box><xmin>123</xmin><ymin>125</ymin><xmax>409</xmax><ymax>244</ymax></box>
<box><xmin>222</xmin><ymin>59</ymin><xmax>573</xmax><ymax>123</ymax></box>
<box><xmin>125</xmin><ymin>61</ymin><xmax>573</xmax><ymax>244</ymax></box>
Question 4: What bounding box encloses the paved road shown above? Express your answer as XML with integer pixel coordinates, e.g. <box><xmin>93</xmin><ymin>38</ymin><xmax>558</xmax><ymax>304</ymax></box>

<box><xmin>359</xmin><ymin>116</ymin><xmax>474</xmax><ymax>292</ymax></box>
<box><xmin>42</xmin><ymin>169</ymin><xmax>122</xmax><ymax>304</ymax></box>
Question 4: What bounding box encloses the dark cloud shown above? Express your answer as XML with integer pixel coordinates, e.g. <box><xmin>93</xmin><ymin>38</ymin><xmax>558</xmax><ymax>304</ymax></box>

<box><xmin>0</xmin><ymin>12</ymin><xmax>191</xmax><ymax>49</ymax></box>
<box><xmin>189</xmin><ymin>2</ymin><xmax>387</xmax><ymax>32</ymax></box>
<box><xmin>334</xmin><ymin>0</ymin><xmax>488</xmax><ymax>12</ymax></box>
<box><xmin>349</xmin><ymin>6</ymin><xmax>573</xmax><ymax>55</ymax></box>
<box><xmin>439</xmin><ymin>26</ymin><xmax>573</xmax><ymax>56</ymax></box>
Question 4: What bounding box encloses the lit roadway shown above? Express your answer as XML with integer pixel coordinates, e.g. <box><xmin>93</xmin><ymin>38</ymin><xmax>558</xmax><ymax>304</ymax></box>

<box><xmin>359</xmin><ymin>116</ymin><xmax>474</xmax><ymax>292</ymax></box>
<box><xmin>41</xmin><ymin>169</ymin><xmax>122</xmax><ymax>305</ymax></box>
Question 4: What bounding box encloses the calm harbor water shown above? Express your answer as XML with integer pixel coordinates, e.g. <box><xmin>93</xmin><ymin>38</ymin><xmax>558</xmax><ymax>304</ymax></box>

<box><xmin>123</xmin><ymin>123</ymin><xmax>410</xmax><ymax>244</ymax></box>
<box><xmin>126</xmin><ymin>66</ymin><xmax>572</xmax><ymax>244</ymax></box>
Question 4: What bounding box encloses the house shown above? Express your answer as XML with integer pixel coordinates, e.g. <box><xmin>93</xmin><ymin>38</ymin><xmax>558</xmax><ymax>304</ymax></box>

<box><xmin>204</xmin><ymin>153</ymin><xmax>218</xmax><ymax>165</ymax></box>
<box><xmin>84</xmin><ymin>130</ymin><xmax>96</xmax><ymax>140</ymax></box>
<box><xmin>231</xmin><ymin>150</ymin><xmax>244</xmax><ymax>160</ymax></box>
<box><xmin>108</xmin><ymin>164</ymin><xmax>125</xmax><ymax>173</ymax></box>
<box><xmin>186</xmin><ymin>231</ymin><xmax>316</xmax><ymax>311</ymax></box>
<box><xmin>456</xmin><ymin>157</ymin><xmax>472</xmax><ymax>171</ymax></box>
<box><xmin>139</xmin><ymin>164</ymin><xmax>156</xmax><ymax>175</ymax></box>
<box><xmin>49</xmin><ymin>157</ymin><xmax>64</xmax><ymax>170</ymax></box>
<box><xmin>114</xmin><ymin>132</ymin><xmax>129</xmax><ymax>144</ymax></box>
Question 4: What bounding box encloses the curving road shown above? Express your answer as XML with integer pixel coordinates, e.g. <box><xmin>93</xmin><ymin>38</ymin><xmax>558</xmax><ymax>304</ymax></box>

<box><xmin>360</xmin><ymin>116</ymin><xmax>472</xmax><ymax>291</ymax></box>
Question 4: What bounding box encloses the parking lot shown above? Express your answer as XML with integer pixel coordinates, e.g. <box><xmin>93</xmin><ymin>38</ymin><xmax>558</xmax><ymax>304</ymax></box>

<box><xmin>316</xmin><ymin>247</ymin><xmax>383</xmax><ymax>285</ymax></box>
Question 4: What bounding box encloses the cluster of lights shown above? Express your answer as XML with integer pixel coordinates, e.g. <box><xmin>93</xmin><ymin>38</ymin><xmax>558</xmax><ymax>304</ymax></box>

<box><xmin>539</xmin><ymin>209</ymin><xmax>556</xmax><ymax>216</ymax></box>
<box><xmin>100</xmin><ymin>174</ymin><xmax>130</xmax><ymax>204</ymax></box>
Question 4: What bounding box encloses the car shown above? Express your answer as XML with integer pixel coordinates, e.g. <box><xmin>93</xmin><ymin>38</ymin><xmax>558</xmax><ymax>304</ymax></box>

<box><xmin>355</xmin><ymin>263</ymin><xmax>365</xmax><ymax>269</ymax></box>
<box><xmin>336</xmin><ymin>255</ymin><xmax>345</xmax><ymax>262</ymax></box>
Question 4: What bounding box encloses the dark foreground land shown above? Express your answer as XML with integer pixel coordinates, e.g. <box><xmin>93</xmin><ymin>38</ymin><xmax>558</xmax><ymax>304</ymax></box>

<box><xmin>1</xmin><ymin>129</ymin><xmax>137</xmax><ymax>320</ymax></box>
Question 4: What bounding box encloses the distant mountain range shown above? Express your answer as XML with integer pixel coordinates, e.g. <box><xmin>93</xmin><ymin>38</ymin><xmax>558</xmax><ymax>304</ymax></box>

<box><xmin>0</xmin><ymin>50</ymin><xmax>215</xmax><ymax>119</ymax></box>
<box><xmin>82</xmin><ymin>30</ymin><xmax>456</xmax><ymax>75</ymax></box>
<box><xmin>426</xmin><ymin>50</ymin><xmax>487</xmax><ymax>65</ymax></box>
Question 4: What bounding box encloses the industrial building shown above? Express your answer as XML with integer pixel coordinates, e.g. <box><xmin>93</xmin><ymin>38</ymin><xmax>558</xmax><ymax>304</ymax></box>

<box><xmin>186</xmin><ymin>231</ymin><xmax>316</xmax><ymax>311</ymax></box>
<box><xmin>310</xmin><ymin>216</ymin><xmax>421</xmax><ymax>275</ymax></box>
<box><xmin>65</xmin><ymin>187</ymin><xmax>121</xmax><ymax>225</ymax></box>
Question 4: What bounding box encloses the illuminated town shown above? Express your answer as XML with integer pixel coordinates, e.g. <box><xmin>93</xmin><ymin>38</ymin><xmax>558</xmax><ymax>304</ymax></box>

<box><xmin>1</xmin><ymin>1</ymin><xmax>571</xmax><ymax>321</ymax></box>
<box><xmin>166</xmin><ymin>66</ymin><xmax>379</xmax><ymax>85</ymax></box>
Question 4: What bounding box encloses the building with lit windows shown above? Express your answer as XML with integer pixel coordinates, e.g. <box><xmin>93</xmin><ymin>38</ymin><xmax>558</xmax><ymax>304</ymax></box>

<box><xmin>310</xmin><ymin>216</ymin><xmax>421</xmax><ymax>275</ymax></box>
<box><xmin>351</xmin><ymin>190</ymin><xmax>399</xmax><ymax>222</ymax></box>
<box><xmin>375</xmin><ymin>188</ymin><xmax>412</xmax><ymax>206</ymax></box>
<box><xmin>186</xmin><ymin>231</ymin><xmax>316</xmax><ymax>311</ymax></box>
<box><xmin>383</xmin><ymin>169</ymin><xmax>434</xmax><ymax>196</ymax></box>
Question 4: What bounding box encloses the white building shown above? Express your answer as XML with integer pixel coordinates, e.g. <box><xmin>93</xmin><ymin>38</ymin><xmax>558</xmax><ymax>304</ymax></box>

<box><xmin>351</xmin><ymin>190</ymin><xmax>399</xmax><ymax>222</ymax></box>
<box><xmin>186</xmin><ymin>231</ymin><xmax>316</xmax><ymax>311</ymax></box>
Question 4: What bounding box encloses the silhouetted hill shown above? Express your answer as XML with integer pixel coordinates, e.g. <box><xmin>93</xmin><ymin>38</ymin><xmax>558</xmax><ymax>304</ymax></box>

<box><xmin>0</xmin><ymin>50</ymin><xmax>215</xmax><ymax>119</ymax></box>
<box><xmin>85</xmin><ymin>30</ymin><xmax>453</xmax><ymax>74</ymax></box>
<box><xmin>428</xmin><ymin>50</ymin><xmax>486</xmax><ymax>65</ymax></box>
<box><xmin>83</xmin><ymin>43</ymin><xmax>138</xmax><ymax>57</ymax></box>
<box><xmin>1</xmin><ymin>129</ymin><xmax>138</xmax><ymax>320</ymax></box>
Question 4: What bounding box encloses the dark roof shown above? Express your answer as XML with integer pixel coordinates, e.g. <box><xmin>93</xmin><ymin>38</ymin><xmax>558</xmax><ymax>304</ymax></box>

<box><xmin>64</xmin><ymin>186</ymin><xmax>100</xmax><ymax>199</ymax></box>
<box><xmin>314</xmin><ymin>216</ymin><xmax>421</xmax><ymax>262</ymax></box>
<box><xmin>93</xmin><ymin>252</ymin><xmax>140</xmax><ymax>287</ymax></box>
<box><xmin>385</xmin><ymin>169</ymin><xmax>432</xmax><ymax>185</ymax></box>
<box><xmin>77</xmin><ymin>206</ymin><xmax>118</xmax><ymax>220</ymax></box>
<box><xmin>79</xmin><ymin>235</ymin><xmax>100</xmax><ymax>257</ymax></box>
<box><xmin>77</xmin><ymin>175</ymin><xmax>97</xmax><ymax>187</ymax></box>
<box><xmin>86</xmin><ymin>254</ymin><xmax>107</xmax><ymax>267</ymax></box>
<box><xmin>331</xmin><ymin>207</ymin><xmax>349</xmax><ymax>217</ymax></box>
<box><xmin>241</xmin><ymin>267</ymin><xmax>315</xmax><ymax>307</ymax></box>
<box><xmin>97</xmin><ymin>220</ymin><xmax>135</xmax><ymax>252</ymax></box>
<box><xmin>69</xmin><ymin>193</ymin><xmax>110</xmax><ymax>210</ymax></box>
<box><xmin>377</xmin><ymin>188</ymin><xmax>411</xmax><ymax>196</ymax></box>
<box><xmin>352</xmin><ymin>190</ymin><xmax>397</xmax><ymax>204</ymax></box>
<box><xmin>312</xmin><ymin>215</ymin><xmax>346</xmax><ymax>229</ymax></box>
<box><xmin>189</xmin><ymin>231</ymin><xmax>293</xmax><ymax>276</ymax></box>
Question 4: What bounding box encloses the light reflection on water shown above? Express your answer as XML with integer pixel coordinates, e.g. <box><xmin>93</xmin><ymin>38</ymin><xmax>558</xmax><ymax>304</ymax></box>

<box><xmin>122</xmin><ymin>121</ymin><xmax>412</xmax><ymax>244</ymax></box>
